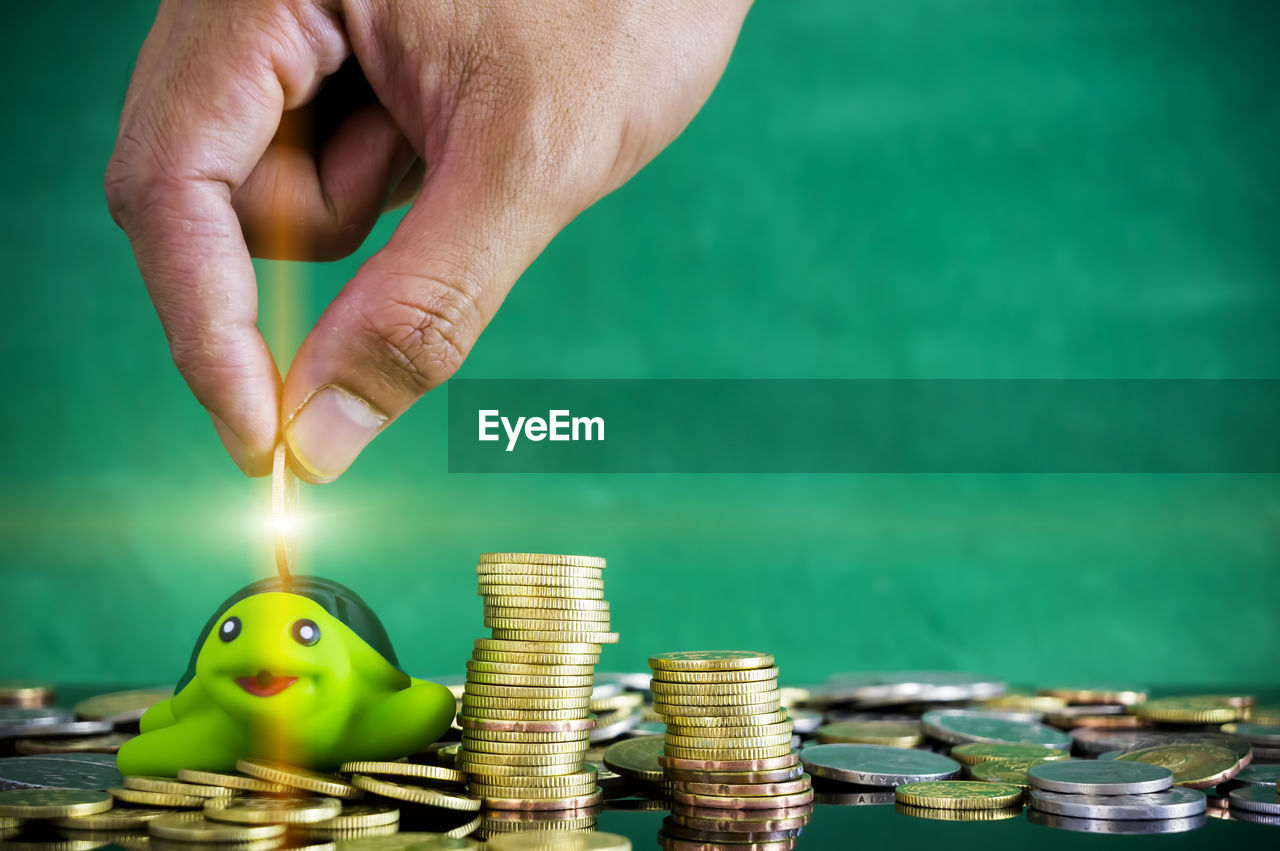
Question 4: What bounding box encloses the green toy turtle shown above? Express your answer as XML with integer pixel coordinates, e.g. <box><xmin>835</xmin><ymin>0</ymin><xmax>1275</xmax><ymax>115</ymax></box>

<box><xmin>116</xmin><ymin>576</ymin><xmax>455</xmax><ymax>776</ymax></box>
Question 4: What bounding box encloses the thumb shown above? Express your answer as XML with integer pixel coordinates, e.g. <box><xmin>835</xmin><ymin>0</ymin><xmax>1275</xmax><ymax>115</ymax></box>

<box><xmin>281</xmin><ymin>150</ymin><xmax>566</xmax><ymax>483</ymax></box>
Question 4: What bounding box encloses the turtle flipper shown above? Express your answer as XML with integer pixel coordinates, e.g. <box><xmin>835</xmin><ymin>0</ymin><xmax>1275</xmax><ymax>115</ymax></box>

<box><xmin>338</xmin><ymin>681</ymin><xmax>456</xmax><ymax>764</ymax></box>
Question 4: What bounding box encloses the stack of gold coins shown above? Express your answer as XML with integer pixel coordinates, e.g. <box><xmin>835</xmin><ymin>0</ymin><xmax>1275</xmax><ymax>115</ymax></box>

<box><xmin>648</xmin><ymin>650</ymin><xmax>813</xmax><ymax>846</ymax></box>
<box><xmin>456</xmin><ymin>553</ymin><xmax>618</xmax><ymax>820</ymax></box>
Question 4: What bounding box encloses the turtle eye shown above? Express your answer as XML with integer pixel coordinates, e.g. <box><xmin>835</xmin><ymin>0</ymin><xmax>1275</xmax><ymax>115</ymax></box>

<box><xmin>218</xmin><ymin>616</ymin><xmax>241</xmax><ymax>643</ymax></box>
<box><xmin>291</xmin><ymin>619</ymin><xmax>320</xmax><ymax>646</ymax></box>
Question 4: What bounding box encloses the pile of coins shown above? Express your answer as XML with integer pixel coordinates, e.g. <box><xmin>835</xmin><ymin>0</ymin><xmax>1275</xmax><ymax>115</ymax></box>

<box><xmin>1025</xmin><ymin>760</ymin><xmax>1210</xmax><ymax>831</ymax></box>
<box><xmin>0</xmin><ymin>756</ymin><xmax>487</xmax><ymax>848</ymax></box>
<box><xmin>647</xmin><ymin>651</ymin><xmax>813</xmax><ymax>848</ymax></box>
<box><xmin>455</xmin><ymin>553</ymin><xmax>618</xmax><ymax>822</ymax></box>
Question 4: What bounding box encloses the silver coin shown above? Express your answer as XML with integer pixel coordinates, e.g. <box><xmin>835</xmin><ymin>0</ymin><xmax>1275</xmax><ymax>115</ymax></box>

<box><xmin>813</xmin><ymin>788</ymin><xmax>895</xmax><ymax>806</ymax></box>
<box><xmin>589</xmin><ymin>710</ymin><xmax>643</xmax><ymax>742</ymax></box>
<box><xmin>1048</xmin><ymin>704</ymin><xmax>1127</xmax><ymax>718</ymax></box>
<box><xmin>0</xmin><ymin>708</ymin><xmax>73</xmax><ymax>737</ymax></box>
<box><xmin>1228</xmin><ymin>786</ymin><xmax>1280</xmax><ymax>815</ymax></box>
<box><xmin>922</xmin><ymin>710</ymin><xmax>1072</xmax><ymax>749</ymax></box>
<box><xmin>789</xmin><ymin>708</ymin><xmax>823</xmax><ymax>735</ymax></box>
<box><xmin>1095</xmin><ymin>750</ymin><xmax>1124</xmax><ymax>761</ymax></box>
<box><xmin>1232</xmin><ymin>809</ymin><xmax>1280</xmax><ymax>827</ymax></box>
<box><xmin>1028</xmin><ymin>809</ymin><xmax>1204</xmax><ymax>835</ymax></box>
<box><xmin>1225</xmin><ymin>723</ymin><xmax>1280</xmax><ymax>748</ymax></box>
<box><xmin>591</xmin><ymin>679</ymin><xmax>624</xmax><ymax>701</ymax></box>
<box><xmin>1234</xmin><ymin>763</ymin><xmax>1280</xmax><ymax>786</ymax></box>
<box><xmin>973</xmin><ymin>709</ymin><xmax>1045</xmax><ymax>724</ymax></box>
<box><xmin>818</xmin><ymin>672</ymin><xmax>1005</xmax><ymax>707</ymax></box>
<box><xmin>7</xmin><ymin>721</ymin><xmax>113</xmax><ymax>739</ymax></box>
<box><xmin>800</xmin><ymin>743</ymin><xmax>960</xmax><ymax>786</ymax></box>
<box><xmin>1028</xmin><ymin>760</ymin><xmax>1173</xmax><ymax>794</ymax></box>
<box><xmin>1029</xmin><ymin>787</ymin><xmax>1206</xmax><ymax>820</ymax></box>
<box><xmin>0</xmin><ymin>754</ymin><xmax>123</xmax><ymax>790</ymax></box>
<box><xmin>1070</xmin><ymin>728</ymin><xmax>1157</xmax><ymax>756</ymax></box>
<box><xmin>1252</xmin><ymin>746</ymin><xmax>1280</xmax><ymax>763</ymax></box>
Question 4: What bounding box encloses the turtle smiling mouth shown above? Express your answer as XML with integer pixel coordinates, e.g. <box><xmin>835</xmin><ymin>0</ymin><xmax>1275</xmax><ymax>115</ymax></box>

<box><xmin>235</xmin><ymin>671</ymin><xmax>297</xmax><ymax>697</ymax></box>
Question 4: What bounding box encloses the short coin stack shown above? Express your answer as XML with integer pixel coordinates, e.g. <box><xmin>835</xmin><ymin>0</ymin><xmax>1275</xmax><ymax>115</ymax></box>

<box><xmin>648</xmin><ymin>651</ymin><xmax>813</xmax><ymax>848</ymax></box>
<box><xmin>456</xmin><ymin>553</ymin><xmax>619</xmax><ymax>818</ymax></box>
<box><xmin>1025</xmin><ymin>760</ymin><xmax>1208</xmax><ymax>827</ymax></box>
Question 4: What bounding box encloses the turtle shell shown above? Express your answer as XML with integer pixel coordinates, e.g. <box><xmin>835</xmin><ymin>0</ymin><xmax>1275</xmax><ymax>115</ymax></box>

<box><xmin>174</xmin><ymin>575</ymin><xmax>403</xmax><ymax>692</ymax></box>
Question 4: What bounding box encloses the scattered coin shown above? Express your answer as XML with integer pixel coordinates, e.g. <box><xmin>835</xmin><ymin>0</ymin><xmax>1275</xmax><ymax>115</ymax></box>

<box><xmin>1027</xmin><ymin>809</ymin><xmax>1205</xmax><ymax>834</ymax></box>
<box><xmin>894</xmin><ymin>781</ymin><xmax>1023</xmax><ymax>810</ymax></box>
<box><xmin>125</xmin><ymin>775</ymin><xmax>235</xmax><ymax>798</ymax></box>
<box><xmin>54</xmin><ymin>808</ymin><xmax>171</xmax><ymax>830</ymax></box>
<box><xmin>0</xmin><ymin>754</ymin><xmax>123</xmax><ymax>791</ymax></box>
<box><xmin>969</xmin><ymin>758</ymin><xmax>1054</xmax><ymax>787</ymax></box>
<box><xmin>800</xmin><ymin>744</ymin><xmax>959</xmax><ymax>787</ymax></box>
<box><xmin>921</xmin><ymin>710</ymin><xmax>1072</xmax><ymax>749</ymax></box>
<box><xmin>109</xmin><ymin>786</ymin><xmax>206</xmax><ymax>808</ymax></box>
<box><xmin>339</xmin><ymin>762</ymin><xmax>466</xmax><ymax>786</ymax></box>
<box><xmin>1026</xmin><ymin>760</ymin><xmax>1173</xmax><ymax>795</ymax></box>
<box><xmin>0</xmin><ymin>789</ymin><xmax>114</xmax><ymax>818</ymax></box>
<box><xmin>150</xmin><ymin>811</ymin><xmax>286</xmax><ymax>842</ymax></box>
<box><xmin>0</xmin><ymin>683</ymin><xmax>56</xmax><ymax>709</ymax></box>
<box><xmin>237</xmin><ymin>758</ymin><xmax>360</xmax><ymax>798</ymax></box>
<box><xmin>351</xmin><ymin>775</ymin><xmax>481</xmax><ymax>812</ymax></box>
<box><xmin>204</xmin><ymin>795</ymin><xmax>343</xmax><ymax>825</ymax></box>
<box><xmin>814</xmin><ymin>721</ymin><xmax>922</xmax><ymax>748</ymax></box>
<box><xmin>1233</xmin><ymin>763</ymin><xmax>1280</xmax><ymax>787</ymax></box>
<box><xmin>1228</xmin><ymin>786</ymin><xmax>1280</xmax><ymax>815</ymax></box>
<box><xmin>950</xmin><ymin>742</ymin><xmax>1069</xmax><ymax>765</ymax></box>
<box><xmin>1131</xmin><ymin>696</ymin><xmax>1248</xmax><ymax>724</ymax></box>
<box><xmin>601</xmin><ymin>737</ymin><xmax>664</xmax><ymax>783</ymax></box>
<box><xmin>1114</xmin><ymin>744</ymin><xmax>1240</xmax><ymax>788</ymax></box>
<box><xmin>13</xmin><ymin>733</ymin><xmax>134</xmax><ymax>755</ymax></box>
<box><xmin>1028</xmin><ymin>786</ymin><xmax>1207</xmax><ymax>820</ymax></box>
<box><xmin>177</xmin><ymin>769</ymin><xmax>291</xmax><ymax>793</ymax></box>
<box><xmin>1035</xmin><ymin>685</ymin><xmax>1149</xmax><ymax>706</ymax></box>
<box><xmin>73</xmin><ymin>688</ymin><xmax>172</xmax><ymax>724</ymax></box>
<box><xmin>1220</xmin><ymin>722</ymin><xmax>1280</xmax><ymax>748</ymax></box>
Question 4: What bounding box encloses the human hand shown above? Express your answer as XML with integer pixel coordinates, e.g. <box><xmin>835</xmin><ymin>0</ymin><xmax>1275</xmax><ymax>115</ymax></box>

<box><xmin>106</xmin><ymin>0</ymin><xmax>751</xmax><ymax>481</ymax></box>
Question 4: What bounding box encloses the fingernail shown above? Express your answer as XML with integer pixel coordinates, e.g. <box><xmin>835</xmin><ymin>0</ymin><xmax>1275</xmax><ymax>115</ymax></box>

<box><xmin>209</xmin><ymin>411</ymin><xmax>253</xmax><ymax>475</ymax></box>
<box><xmin>285</xmin><ymin>386</ymin><xmax>387</xmax><ymax>483</ymax></box>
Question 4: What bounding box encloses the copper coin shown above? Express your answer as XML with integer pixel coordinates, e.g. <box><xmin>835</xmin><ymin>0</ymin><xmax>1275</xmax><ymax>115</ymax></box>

<box><xmin>671</xmin><ymin>788</ymin><xmax>814</xmax><ymax>810</ymax></box>
<box><xmin>659</xmin><ymin>753</ymin><xmax>798</xmax><ymax>772</ymax></box>
<box><xmin>664</xmin><ymin>766</ymin><xmax>804</xmax><ymax>785</ymax></box>
<box><xmin>1047</xmin><ymin>714</ymin><xmax>1145</xmax><ymax>730</ymax></box>
<box><xmin>480</xmin><ymin>790</ymin><xmax>604</xmax><ymax>811</ymax></box>
<box><xmin>456</xmin><ymin>714</ymin><xmax>597</xmax><ymax>733</ymax></box>
<box><xmin>670</xmin><ymin>776</ymin><xmax>811</xmax><ymax>797</ymax></box>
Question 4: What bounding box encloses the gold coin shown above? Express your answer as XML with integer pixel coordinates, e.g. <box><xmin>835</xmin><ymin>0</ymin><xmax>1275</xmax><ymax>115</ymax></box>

<box><xmin>0</xmin><ymin>681</ymin><xmax>56</xmax><ymax>707</ymax></box>
<box><xmin>109</xmin><ymin>787</ymin><xmax>205</xmax><ymax>808</ymax></box>
<box><xmin>350</xmin><ymin>775</ymin><xmax>481</xmax><ymax>812</ymax></box>
<box><xmin>484</xmin><ymin>612</ymin><xmax>612</xmax><ymax>627</ymax></box>
<box><xmin>467</xmin><ymin>661</ymin><xmax>597</xmax><ymax>677</ymax></box>
<box><xmin>0</xmin><ymin>790</ymin><xmax>113</xmax><ymax>819</ymax></box>
<box><xmin>54</xmin><ymin>808</ymin><xmax>171</xmax><ymax>830</ymax></box>
<box><xmin>479</xmin><ymin>596</ymin><xmax>608</xmax><ymax>611</ymax></box>
<box><xmin>271</xmin><ymin>441</ymin><xmax>299</xmax><ymax>578</ymax></box>
<box><xmin>894</xmin><ymin>781</ymin><xmax>1023</xmax><ymax>810</ymax></box>
<box><xmin>895</xmin><ymin>803</ymin><xmax>1021</xmax><ymax>822</ymax></box>
<box><xmin>456</xmin><ymin>750</ymin><xmax>584</xmax><ymax>767</ymax></box>
<box><xmin>73</xmin><ymin>688</ymin><xmax>172</xmax><ymax>723</ymax></box>
<box><xmin>149</xmin><ymin>811</ymin><xmax>286</xmax><ymax>841</ymax></box>
<box><xmin>204</xmin><ymin>796</ymin><xmax>342</xmax><ymax>825</ymax></box>
<box><xmin>330</xmin><ymin>833</ymin><xmax>480</xmax><ymax>848</ymax></box>
<box><xmin>458</xmin><ymin>739</ymin><xmax>588</xmax><ymax>756</ymax></box>
<box><xmin>1249</xmin><ymin>706</ymin><xmax>1280</xmax><ymax>725</ymax></box>
<box><xmin>969</xmin><ymin>758</ymin><xmax>1054</xmax><ymax>787</ymax></box>
<box><xmin>667</xmin><ymin>722</ymin><xmax>793</xmax><ymax>740</ymax></box>
<box><xmin>177</xmin><ymin>770</ymin><xmax>291</xmax><ymax>794</ymax></box>
<box><xmin>660</xmin><ymin>710</ymin><xmax>789</xmax><ymax>727</ymax></box>
<box><xmin>652</xmin><ymin>699</ymin><xmax>780</xmax><ymax>717</ymax></box>
<box><xmin>463</xmin><ymin>684</ymin><xmax>595</xmax><ymax>699</ymax></box>
<box><xmin>459</xmin><ymin>707</ymin><xmax>591</xmax><ymax>722</ymax></box>
<box><xmin>978</xmin><ymin>694</ymin><xmax>1067</xmax><ymax>713</ymax></box>
<box><xmin>481</xmin><ymin>815</ymin><xmax>598</xmax><ymax>834</ymax></box>
<box><xmin>652</xmin><ymin>689</ymin><xmax>782</xmax><ymax>707</ymax></box>
<box><xmin>445</xmin><ymin>815</ymin><xmax>483</xmax><ymax>838</ymax></box>
<box><xmin>455</xmin><ymin>761</ymin><xmax>584</xmax><ymax>778</ymax></box>
<box><xmin>651</xmin><ymin>667</ymin><xmax>780</xmax><ymax>685</ymax></box>
<box><xmin>649</xmin><ymin>652</ymin><xmax>774</xmax><ymax>673</ymax></box>
<box><xmin>338</xmin><ymin>763</ymin><xmax>467</xmax><ymax>786</ymax></box>
<box><xmin>468</xmin><ymin>782</ymin><xmax>598</xmax><ymax>800</ymax></box>
<box><xmin>486</xmin><ymin>830</ymin><xmax>629</xmax><ymax>850</ymax></box>
<box><xmin>461</xmin><ymin>729</ymin><xmax>591</xmax><ymax>745</ymax></box>
<box><xmin>478</xmin><ymin>554</ymin><xmax>607</xmax><ymax>568</ymax></box>
<box><xmin>478</xmin><ymin>574</ymin><xmax>604</xmax><ymax>590</ymax></box>
<box><xmin>664</xmin><ymin>733</ymin><xmax>793</xmax><ymax>750</ymax></box>
<box><xmin>464</xmin><ymin>769</ymin><xmax>597</xmax><ymax>788</ymax></box>
<box><xmin>307</xmin><ymin>804</ymin><xmax>401</xmax><ymax>830</ymax></box>
<box><xmin>476</xmin><ymin>640</ymin><xmax>603</xmax><ymax>656</ymax></box>
<box><xmin>949</xmin><ymin>743</ymin><xmax>1070</xmax><ymax>766</ymax></box>
<box><xmin>650</xmin><ymin>680</ymin><xmax>779</xmax><ymax>697</ymax></box>
<box><xmin>477</xmin><ymin>585</ymin><xmax>604</xmax><ymax>600</ymax></box>
<box><xmin>237</xmin><ymin>758</ymin><xmax>361</xmax><ymax>798</ymax></box>
<box><xmin>1132</xmin><ymin>696</ymin><xmax>1247</xmax><ymax>724</ymax></box>
<box><xmin>298</xmin><ymin>824</ymin><xmax>400</xmax><ymax>839</ymax></box>
<box><xmin>490</xmin><ymin>629</ymin><xmax>620</xmax><ymax>644</ymax></box>
<box><xmin>125</xmin><ymin>776</ymin><xmax>234</xmax><ymax>798</ymax></box>
<box><xmin>461</xmin><ymin>695</ymin><xmax>591</xmax><ymax>711</ymax></box>
<box><xmin>437</xmin><ymin>744</ymin><xmax>460</xmax><ymax>766</ymax></box>
<box><xmin>471</xmin><ymin>650</ymin><xmax>601</xmax><ymax>666</ymax></box>
<box><xmin>1115</xmin><ymin>744</ymin><xmax>1241</xmax><ymax>788</ymax></box>
<box><xmin>479</xmin><ymin>568</ymin><xmax>604</xmax><ymax>585</ymax></box>
<box><xmin>814</xmin><ymin>721</ymin><xmax>922</xmax><ymax>748</ymax></box>
<box><xmin>1036</xmin><ymin>685</ymin><xmax>1149</xmax><ymax>706</ymax></box>
<box><xmin>663</xmin><ymin>744</ymin><xmax>794</xmax><ymax>761</ymax></box>
<box><xmin>14</xmin><ymin>733</ymin><xmax>134</xmax><ymax>755</ymax></box>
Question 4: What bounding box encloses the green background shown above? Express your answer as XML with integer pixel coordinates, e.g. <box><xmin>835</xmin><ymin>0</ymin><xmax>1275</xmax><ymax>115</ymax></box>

<box><xmin>1</xmin><ymin>0</ymin><xmax>1277</xmax><ymax>689</ymax></box>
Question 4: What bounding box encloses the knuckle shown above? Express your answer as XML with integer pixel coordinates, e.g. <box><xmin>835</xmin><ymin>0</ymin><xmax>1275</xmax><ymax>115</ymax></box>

<box><xmin>360</xmin><ymin>276</ymin><xmax>481</xmax><ymax>394</ymax></box>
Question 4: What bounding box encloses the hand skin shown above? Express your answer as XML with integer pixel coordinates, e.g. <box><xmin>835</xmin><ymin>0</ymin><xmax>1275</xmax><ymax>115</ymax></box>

<box><xmin>105</xmin><ymin>0</ymin><xmax>751</xmax><ymax>482</ymax></box>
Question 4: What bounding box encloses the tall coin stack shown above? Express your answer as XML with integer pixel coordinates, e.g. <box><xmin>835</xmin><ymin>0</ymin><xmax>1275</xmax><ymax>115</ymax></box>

<box><xmin>456</xmin><ymin>553</ymin><xmax>619</xmax><ymax>824</ymax></box>
<box><xmin>648</xmin><ymin>651</ymin><xmax>814</xmax><ymax>847</ymax></box>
